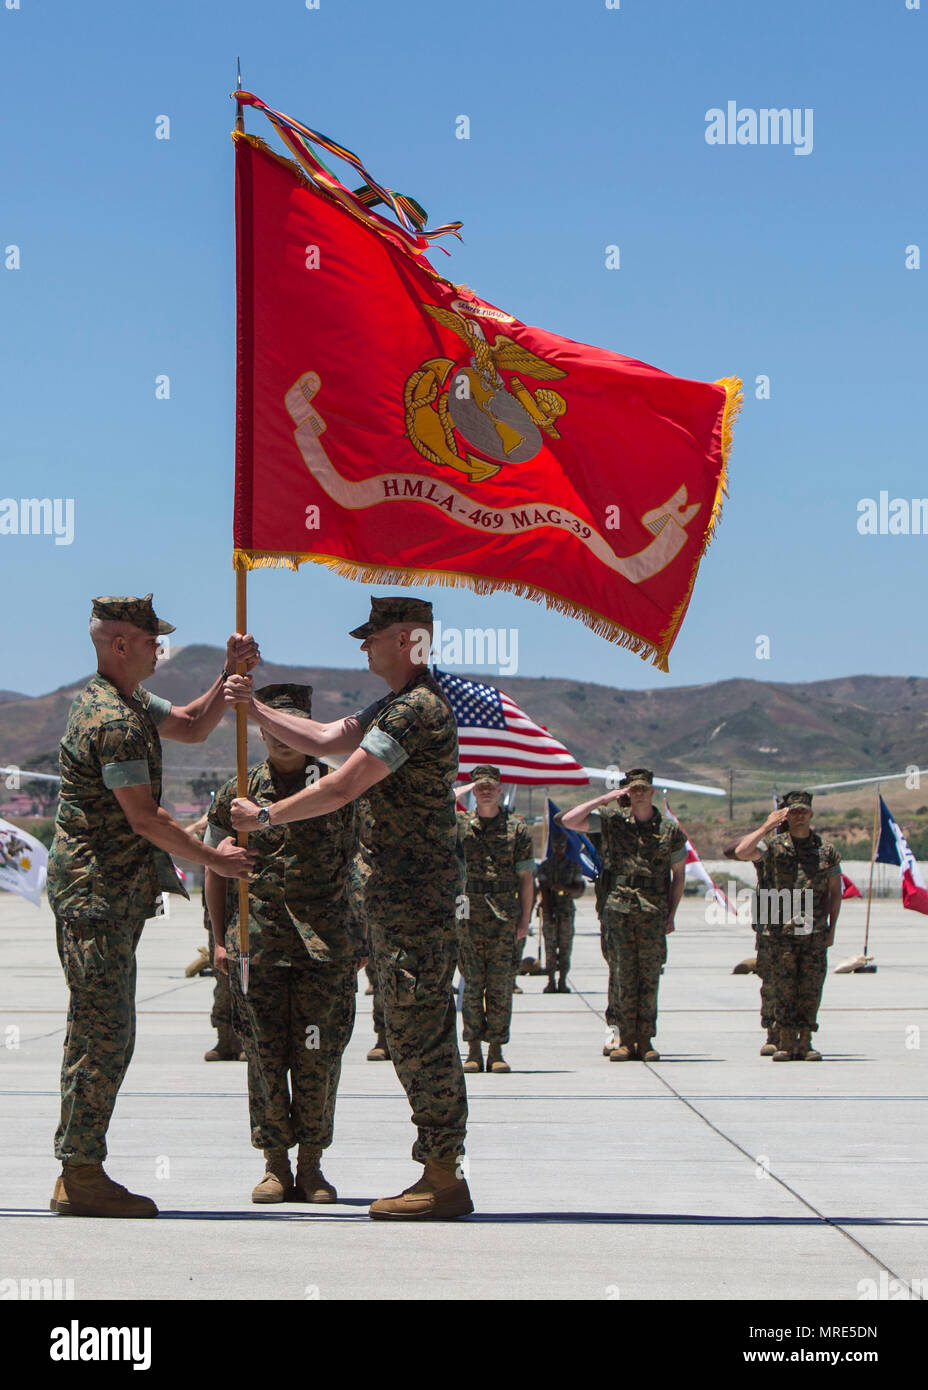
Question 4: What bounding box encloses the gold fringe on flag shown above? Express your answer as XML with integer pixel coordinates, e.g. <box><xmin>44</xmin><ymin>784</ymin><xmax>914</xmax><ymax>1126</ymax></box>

<box><xmin>656</xmin><ymin>374</ymin><xmax>743</xmax><ymax>667</ymax></box>
<box><xmin>233</xmin><ymin>548</ymin><xmax>664</xmax><ymax>665</ymax></box>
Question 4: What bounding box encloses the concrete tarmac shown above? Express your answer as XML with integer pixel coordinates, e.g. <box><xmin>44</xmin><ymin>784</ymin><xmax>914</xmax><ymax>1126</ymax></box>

<box><xmin>0</xmin><ymin>892</ymin><xmax>925</xmax><ymax>1302</ymax></box>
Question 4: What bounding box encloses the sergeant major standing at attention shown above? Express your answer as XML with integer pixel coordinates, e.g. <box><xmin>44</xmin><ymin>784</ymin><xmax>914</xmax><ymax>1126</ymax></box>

<box><xmin>560</xmin><ymin>770</ymin><xmax>686</xmax><ymax>1063</ymax></box>
<box><xmin>456</xmin><ymin>765</ymin><xmax>535</xmax><ymax>1074</ymax></box>
<box><xmin>47</xmin><ymin>595</ymin><xmax>258</xmax><ymax>1218</ymax></box>
<box><xmin>735</xmin><ymin>791</ymin><xmax>841</xmax><ymax>1062</ymax></box>
<box><xmin>225</xmin><ymin>596</ymin><xmax>472</xmax><ymax>1220</ymax></box>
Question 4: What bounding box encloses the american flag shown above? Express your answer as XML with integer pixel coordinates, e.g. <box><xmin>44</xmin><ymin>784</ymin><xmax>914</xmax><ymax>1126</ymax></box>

<box><xmin>433</xmin><ymin>667</ymin><xmax>588</xmax><ymax>786</ymax></box>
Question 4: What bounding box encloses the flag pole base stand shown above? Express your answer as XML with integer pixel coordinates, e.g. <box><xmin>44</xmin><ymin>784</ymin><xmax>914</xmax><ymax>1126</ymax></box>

<box><xmin>834</xmin><ymin>952</ymin><xmax>876</xmax><ymax>975</ymax></box>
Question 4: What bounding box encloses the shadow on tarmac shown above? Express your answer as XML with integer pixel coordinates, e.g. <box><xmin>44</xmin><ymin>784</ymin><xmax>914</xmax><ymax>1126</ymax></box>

<box><xmin>6</xmin><ymin>1208</ymin><xmax>926</xmax><ymax>1226</ymax></box>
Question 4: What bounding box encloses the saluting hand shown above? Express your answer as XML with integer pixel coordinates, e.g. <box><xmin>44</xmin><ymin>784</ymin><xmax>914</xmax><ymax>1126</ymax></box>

<box><xmin>230</xmin><ymin>795</ymin><xmax>261</xmax><ymax>832</ymax></box>
<box><xmin>226</xmin><ymin>632</ymin><xmax>261</xmax><ymax>673</ymax></box>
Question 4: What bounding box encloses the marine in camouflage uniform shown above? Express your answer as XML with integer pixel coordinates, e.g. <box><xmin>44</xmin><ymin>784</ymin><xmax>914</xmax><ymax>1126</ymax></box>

<box><xmin>536</xmin><ymin>832</ymin><xmax>585</xmax><ymax>994</ymax></box>
<box><xmin>736</xmin><ymin>791</ymin><xmax>841</xmax><ymax>1061</ymax></box>
<box><xmin>223</xmin><ymin>597</ymin><xmax>472</xmax><ymax>1220</ymax></box>
<box><xmin>207</xmin><ymin>685</ymin><xmax>359</xmax><ymax>1203</ymax></box>
<box><xmin>591</xmin><ymin>793</ymin><xmax>627</xmax><ymax>1054</ymax></box>
<box><xmin>560</xmin><ymin>771</ymin><xmax>686</xmax><ymax>1062</ymax></box>
<box><xmin>723</xmin><ymin>829</ymin><xmax>778</xmax><ymax>1055</ymax></box>
<box><xmin>47</xmin><ymin>594</ymin><xmax>257</xmax><ymax>1218</ymax></box>
<box><xmin>455</xmin><ymin>765</ymin><xmax>535</xmax><ymax>1073</ymax></box>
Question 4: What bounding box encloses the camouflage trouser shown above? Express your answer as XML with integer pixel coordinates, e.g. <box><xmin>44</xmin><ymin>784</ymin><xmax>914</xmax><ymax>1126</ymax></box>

<box><xmin>230</xmin><ymin>958</ymin><xmax>356</xmax><ymax>1151</ymax></box>
<box><xmin>770</xmin><ymin>932</ymin><xmax>828</xmax><ymax>1032</ymax></box>
<box><xmin>542</xmin><ymin>907</ymin><xmax>575</xmax><ymax>977</ymax></box>
<box><xmin>206</xmin><ymin>922</ymin><xmax>233</xmax><ymax>1031</ymax></box>
<box><xmin>54</xmin><ymin>916</ymin><xmax>145</xmax><ymax>1163</ymax></box>
<box><xmin>368</xmin><ymin>905</ymin><xmax>468</xmax><ymax>1169</ymax></box>
<box><xmin>512</xmin><ymin>931</ymin><xmax>527</xmax><ymax>975</ymax></box>
<box><xmin>599</xmin><ymin>922</ymin><xmax>621</xmax><ymax>1027</ymax></box>
<box><xmin>365</xmin><ymin>959</ymin><xmax>385</xmax><ymax>1036</ymax></box>
<box><xmin>602</xmin><ymin>907</ymin><xmax>667</xmax><ymax>1041</ymax></box>
<box><xmin>755</xmin><ymin>931</ymin><xmax>777</xmax><ymax>1030</ymax></box>
<box><xmin>458</xmin><ymin>922</ymin><xmax>516</xmax><ymax>1044</ymax></box>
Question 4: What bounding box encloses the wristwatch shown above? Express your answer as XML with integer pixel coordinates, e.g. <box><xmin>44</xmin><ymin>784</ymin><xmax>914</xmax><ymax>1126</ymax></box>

<box><xmin>256</xmin><ymin>804</ymin><xmax>272</xmax><ymax>827</ymax></box>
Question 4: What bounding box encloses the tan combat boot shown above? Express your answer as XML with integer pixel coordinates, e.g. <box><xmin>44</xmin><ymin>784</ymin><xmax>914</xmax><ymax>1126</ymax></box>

<box><xmin>50</xmin><ymin>1162</ymin><xmax>158</xmax><ymax>1218</ymax></box>
<box><xmin>760</xmin><ymin>1027</ymin><xmax>778</xmax><ymax>1056</ymax></box>
<box><xmin>369</xmin><ymin>1161</ymin><xmax>474</xmax><ymax>1221</ymax></box>
<box><xmin>251</xmin><ymin>1149</ymin><xmax>293</xmax><ymax>1203</ymax></box>
<box><xmin>639</xmin><ymin>1038</ymin><xmax>661</xmax><ymax>1062</ymax></box>
<box><xmin>609</xmin><ymin>1035</ymin><xmax>636</xmax><ymax>1061</ymax></box>
<box><xmin>204</xmin><ymin>1023</ymin><xmax>243</xmax><ymax>1061</ymax></box>
<box><xmin>486</xmin><ymin>1042</ymin><xmax>511</xmax><ymax>1074</ymax></box>
<box><xmin>462</xmin><ymin>1041</ymin><xmax>483</xmax><ymax>1073</ymax></box>
<box><xmin>796</xmin><ymin>1029</ymin><xmax>822</xmax><ymax>1061</ymax></box>
<box><xmin>772</xmin><ymin>1026</ymin><xmax>798</xmax><ymax>1061</ymax></box>
<box><xmin>366</xmin><ymin>1033</ymin><xmax>390</xmax><ymax>1061</ymax></box>
<box><xmin>293</xmin><ymin>1145</ymin><xmax>337</xmax><ymax>1203</ymax></box>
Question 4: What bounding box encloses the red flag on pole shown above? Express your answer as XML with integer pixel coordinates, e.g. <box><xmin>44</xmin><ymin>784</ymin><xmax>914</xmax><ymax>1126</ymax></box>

<box><xmin>841</xmin><ymin>873</ymin><xmax>862</xmax><ymax>899</ymax></box>
<box><xmin>233</xmin><ymin>97</ymin><xmax>741</xmax><ymax>669</ymax></box>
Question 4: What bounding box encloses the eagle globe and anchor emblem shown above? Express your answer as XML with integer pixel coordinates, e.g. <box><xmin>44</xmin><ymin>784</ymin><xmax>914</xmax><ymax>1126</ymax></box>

<box><xmin>403</xmin><ymin>301</ymin><xmax>569</xmax><ymax>482</ymax></box>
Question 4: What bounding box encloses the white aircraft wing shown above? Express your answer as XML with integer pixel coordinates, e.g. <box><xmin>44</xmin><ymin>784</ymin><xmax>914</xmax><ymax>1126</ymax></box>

<box><xmin>583</xmin><ymin>767</ymin><xmax>725</xmax><ymax>797</ymax></box>
<box><xmin>806</xmin><ymin>768</ymin><xmax>928</xmax><ymax>792</ymax></box>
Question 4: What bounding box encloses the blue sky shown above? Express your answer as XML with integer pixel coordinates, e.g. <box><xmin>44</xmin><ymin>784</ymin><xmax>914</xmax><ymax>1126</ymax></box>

<box><xmin>1</xmin><ymin>0</ymin><xmax>925</xmax><ymax>696</ymax></box>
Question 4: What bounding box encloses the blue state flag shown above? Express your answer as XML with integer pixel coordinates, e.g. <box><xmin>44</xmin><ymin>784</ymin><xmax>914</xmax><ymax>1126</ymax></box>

<box><xmin>544</xmin><ymin>798</ymin><xmax>600</xmax><ymax>880</ymax></box>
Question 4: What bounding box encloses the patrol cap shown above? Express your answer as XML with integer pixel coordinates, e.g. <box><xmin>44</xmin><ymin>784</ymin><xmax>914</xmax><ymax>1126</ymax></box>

<box><xmin>621</xmin><ymin>768</ymin><xmax>653</xmax><ymax>790</ymax></box>
<box><xmin>471</xmin><ymin>764</ymin><xmax>501</xmax><ymax>784</ymax></box>
<box><xmin>255</xmin><ymin>683</ymin><xmax>313</xmax><ymax>719</ymax></box>
<box><xmin>781</xmin><ymin>789</ymin><xmax>813</xmax><ymax>809</ymax></box>
<box><xmin>349</xmin><ymin>595</ymin><xmax>434</xmax><ymax>639</ymax></box>
<box><xmin>91</xmin><ymin>593</ymin><xmax>175</xmax><ymax>635</ymax></box>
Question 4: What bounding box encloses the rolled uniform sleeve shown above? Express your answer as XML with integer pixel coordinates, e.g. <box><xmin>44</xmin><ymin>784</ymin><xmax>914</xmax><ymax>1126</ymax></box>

<box><xmin>135</xmin><ymin>687</ymin><xmax>172</xmax><ymax>728</ymax></box>
<box><xmin>361</xmin><ymin>726</ymin><xmax>409</xmax><ymax>771</ymax></box>
<box><xmin>361</xmin><ymin>697</ymin><xmax>422</xmax><ymax>772</ymax></box>
<box><xmin>207</xmin><ymin>778</ymin><xmax>236</xmax><ymax>847</ymax></box>
<box><xmin>97</xmin><ymin>720</ymin><xmax>152</xmax><ymax>790</ymax></box>
<box><xmin>669</xmin><ymin>825</ymin><xmax>688</xmax><ymax>866</ymax></box>
<box><xmin>514</xmin><ymin>823</ymin><xmax>535</xmax><ymax>875</ymax></box>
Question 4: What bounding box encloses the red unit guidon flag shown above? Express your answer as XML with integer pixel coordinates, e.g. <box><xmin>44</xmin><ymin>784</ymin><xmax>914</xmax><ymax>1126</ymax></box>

<box><xmin>233</xmin><ymin>95</ymin><xmax>741</xmax><ymax>669</ymax></box>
